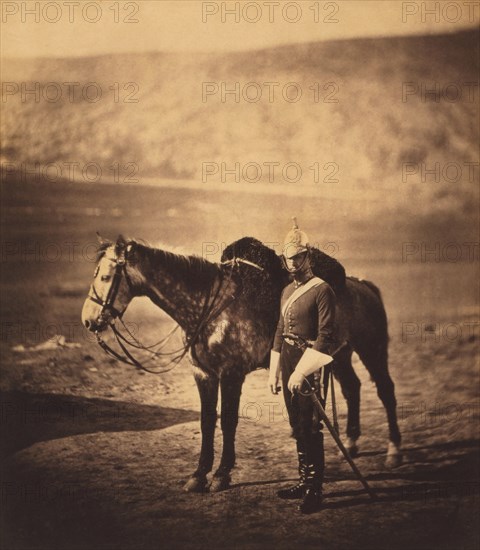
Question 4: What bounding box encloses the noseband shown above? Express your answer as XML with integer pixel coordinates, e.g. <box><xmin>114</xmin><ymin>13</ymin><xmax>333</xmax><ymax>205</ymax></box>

<box><xmin>88</xmin><ymin>244</ymin><xmax>132</xmax><ymax>324</ymax></box>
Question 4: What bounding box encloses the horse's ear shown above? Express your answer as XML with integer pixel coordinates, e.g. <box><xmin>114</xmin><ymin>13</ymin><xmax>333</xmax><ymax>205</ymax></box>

<box><xmin>96</xmin><ymin>232</ymin><xmax>109</xmax><ymax>245</ymax></box>
<box><xmin>117</xmin><ymin>234</ymin><xmax>127</xmax><ymax>247</ymax></box>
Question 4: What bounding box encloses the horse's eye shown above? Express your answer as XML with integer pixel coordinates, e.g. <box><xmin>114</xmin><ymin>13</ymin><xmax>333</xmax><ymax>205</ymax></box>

<box><xmin>101</xmin><ymin>275</ymin><xmax>111</xmax><ymax>282</ymax></box>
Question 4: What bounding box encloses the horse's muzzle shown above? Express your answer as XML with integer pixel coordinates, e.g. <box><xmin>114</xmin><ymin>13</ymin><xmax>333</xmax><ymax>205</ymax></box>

<box><xmin>83</xmin><ymin>317</ymin><xmax>109</xmax><ymax>333</ymax></box>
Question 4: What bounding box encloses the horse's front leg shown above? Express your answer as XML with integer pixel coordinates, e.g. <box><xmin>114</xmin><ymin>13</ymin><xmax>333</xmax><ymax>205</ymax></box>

<box><xmin>210</xmin><ymin>371</ymin><xmax>245</xmax><ymax>492</ymax></box>
<box><xmin>184</xmin><ymin>373</ymin><xmax>219</xmax><ymax>493</ymax></box>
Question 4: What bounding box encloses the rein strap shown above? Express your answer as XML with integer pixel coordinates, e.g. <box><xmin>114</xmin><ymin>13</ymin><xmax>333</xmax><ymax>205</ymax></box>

<box><xmin>93</xmin><ymin>244</ymin><xmax>242</xmax><ymax>375</ymax></box>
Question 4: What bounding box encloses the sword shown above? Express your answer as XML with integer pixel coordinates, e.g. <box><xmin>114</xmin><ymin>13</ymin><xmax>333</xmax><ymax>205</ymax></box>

<box><xmin>299</xmin><ymin>341</ymin><xmax>377</xmax><ymax>501</ymax></box>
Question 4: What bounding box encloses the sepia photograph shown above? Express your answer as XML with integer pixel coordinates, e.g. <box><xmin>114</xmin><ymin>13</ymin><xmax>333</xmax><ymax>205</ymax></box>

<box><xmin>1</xmin><ymin>1</ymin><xmax>479</xmax><ymax>548</ymax></box>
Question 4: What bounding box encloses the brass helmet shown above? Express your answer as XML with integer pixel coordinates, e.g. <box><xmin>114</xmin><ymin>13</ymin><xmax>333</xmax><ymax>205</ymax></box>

<box><xmin>283</xmin><ymin>217</ymin><xmax>310</xmax><ymax>260</ymax></box>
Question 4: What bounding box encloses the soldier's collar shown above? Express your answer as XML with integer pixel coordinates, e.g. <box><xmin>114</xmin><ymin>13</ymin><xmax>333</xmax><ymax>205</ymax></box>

<box><xmin>293</xmin><ymin>274</ymin><xmax>315</xmax><ymax>289</ymax></box>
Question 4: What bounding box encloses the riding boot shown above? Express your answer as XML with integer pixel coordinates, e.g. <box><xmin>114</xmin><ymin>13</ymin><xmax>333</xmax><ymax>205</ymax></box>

<box><xmin>298</xmin><ymin>433</ymin><xmax>324</xmax><ymax>514</ymax></box>
<box><xmin>277</xmin><ymin>442</ymin><xmax>307</xmax><ymax>500</ymax></box>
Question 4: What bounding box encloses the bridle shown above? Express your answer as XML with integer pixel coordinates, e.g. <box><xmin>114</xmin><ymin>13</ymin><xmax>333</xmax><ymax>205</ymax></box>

<box><xmin>87</xmin><ymin>243</ymin><xmax>131</xmax><ymax>324</ymax></box>
<box><xmin>88</xmin><ymin>242</ymin><xmax>190</xmax><ymax>374</ymax></box>
<box><xmin>88</xmin><ymin>242</ymin><xmax>264</xmax><ymax>375</ymax></box>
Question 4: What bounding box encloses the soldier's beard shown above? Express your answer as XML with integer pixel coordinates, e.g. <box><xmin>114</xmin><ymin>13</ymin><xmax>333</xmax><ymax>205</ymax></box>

<box><xmin>293</xmin><ymin>261</ymin><xmax>314</xmax><ymax>283</ymax></box>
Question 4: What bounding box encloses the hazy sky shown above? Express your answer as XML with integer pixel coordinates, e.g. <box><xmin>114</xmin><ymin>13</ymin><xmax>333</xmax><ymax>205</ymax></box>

<box><xmin>1</xmin><ymin>0</ymin><xmax>478</xmax><ymax>58</ymax></box>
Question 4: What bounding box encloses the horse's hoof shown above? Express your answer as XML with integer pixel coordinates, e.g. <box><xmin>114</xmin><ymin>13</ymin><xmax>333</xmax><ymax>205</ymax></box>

<box><xmin>184</xmin><ymin>475</ymin><xmax>209</xmax><ymax>493</ymax></box>
<box><xmin>210</xmin><ymin>475</ymin><xmax>231</xmax><ymax>493</ymax></box>
<box><xmin>385</xmin><ymin>443</ymin><xmax>403</xmax><ymax>469</ymax></box>
<box><xmin>339</xmin><ymin>438</ymin><xmax>359</xmax><ymax>458</ymax></box>
<box><xmin>385</xmin><ymin>452</ymin><xmax>403</xmax><ymax>469</ymax></box>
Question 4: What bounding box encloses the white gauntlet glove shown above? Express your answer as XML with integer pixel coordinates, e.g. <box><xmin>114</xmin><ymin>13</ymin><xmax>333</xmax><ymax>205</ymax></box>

<box><xmin>287</xmin><ymin>348</ymin><xmax>333</xmax><ymax>393</ymax></box>
<box><xmin>287</xmin><ymin>371</ymin><xmax>306</xmax><ymax>393</ymax></box>
<box><xmin>268</xmin><ymin>350</ymin><xmax>281</xmax><ymax>395</ymax></box>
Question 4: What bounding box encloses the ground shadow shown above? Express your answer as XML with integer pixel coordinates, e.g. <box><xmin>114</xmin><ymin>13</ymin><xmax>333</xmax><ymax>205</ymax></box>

<box><xmin>0</xmin><ymin>390</ymin><xmax>199</xmax><ymax>458</ymax></box>
<box><xmin>233</xmin><ymin>438</ymin><xmax>480</xmax><ymax>511</ymax></box>
<box><xmin>323</xmin><ymin>438</ymin><xmax>480</xmax><ymax>510</ymax></box>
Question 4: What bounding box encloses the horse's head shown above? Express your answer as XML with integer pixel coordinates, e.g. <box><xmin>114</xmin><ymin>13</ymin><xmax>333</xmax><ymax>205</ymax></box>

<box><xmin>81</xmin><ymin>234</ymin><xmax>137</xmax><ymax>333</ymax></box>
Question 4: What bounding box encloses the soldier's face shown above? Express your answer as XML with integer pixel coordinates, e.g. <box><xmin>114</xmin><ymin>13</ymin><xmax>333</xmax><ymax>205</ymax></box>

<box><xmin>286</xmin><ymin>251</ymin><xmax>309</xmax><ymax>272</ymax></box>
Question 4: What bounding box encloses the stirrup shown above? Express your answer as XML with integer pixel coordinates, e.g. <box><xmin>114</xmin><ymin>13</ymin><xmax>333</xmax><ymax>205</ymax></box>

<box><xmin>277</xmin><ymin>482</ymin><xmax>305</xmax><ymax>500</ymax></box>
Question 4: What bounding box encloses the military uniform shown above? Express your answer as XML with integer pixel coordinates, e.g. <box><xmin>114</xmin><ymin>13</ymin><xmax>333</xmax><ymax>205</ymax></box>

<box><xmin>269</xmin><ymin>219</ymin><xmax>337</xmax><ymax>513</ymax></box>
<box><xmin>273</xmin><ymin>280</ymin><xmax>337</xmax><ymax>356</ymax></box>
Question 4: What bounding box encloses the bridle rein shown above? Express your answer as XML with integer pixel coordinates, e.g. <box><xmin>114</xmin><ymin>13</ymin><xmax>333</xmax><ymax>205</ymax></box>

<box><xmin>88</xmin><ymin>242</ymin><xmax>264</xmax><ymax>375</ymax></box>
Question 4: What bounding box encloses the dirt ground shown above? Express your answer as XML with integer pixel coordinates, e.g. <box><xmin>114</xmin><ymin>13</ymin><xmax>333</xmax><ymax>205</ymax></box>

<box><xmin>1</xmin><ymin>180</ymin><xmax>479</xmax><ymax>550</ymax></box>
<box><xmin>1</xmin><ymin>310</ymin><xmax>479</xmax><ymax>550</ymax></box>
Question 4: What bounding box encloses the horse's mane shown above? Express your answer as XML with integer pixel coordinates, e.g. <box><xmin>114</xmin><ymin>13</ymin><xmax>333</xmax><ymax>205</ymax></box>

<box><xmin>144</xmin><ymin>246</ymin><xmax>221</xmax><ymax>293</ymax></box>
<box><xmin>95</xmin><ymin>238</ymin><xmax>221</xmax><ymax>293</ymax></box>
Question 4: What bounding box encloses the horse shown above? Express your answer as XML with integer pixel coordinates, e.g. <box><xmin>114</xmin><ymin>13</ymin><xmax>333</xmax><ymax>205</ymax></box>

<box><xmin>81</xmin><ymin>235</ymin><xmax>402</xmax><ymax>493</ymax></box>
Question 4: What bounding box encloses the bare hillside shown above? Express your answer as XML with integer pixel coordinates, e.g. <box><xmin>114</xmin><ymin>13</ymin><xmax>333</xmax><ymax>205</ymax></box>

<box><xmin>1</xmin><ymin>30</ymin><xmax>479</xmax><ymax>218</ymax></box>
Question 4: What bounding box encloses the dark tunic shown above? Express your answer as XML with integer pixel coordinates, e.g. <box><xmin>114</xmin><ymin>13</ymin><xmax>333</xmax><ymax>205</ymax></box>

<box><xmin>273</xmin><ymin>278</ymin><xmax>337</xmax><ymax>444</ymax></box>
<box><xmin>273</xmin><ymin>279</ymin><xmax>337</xmax><ymax>355</ymax></box>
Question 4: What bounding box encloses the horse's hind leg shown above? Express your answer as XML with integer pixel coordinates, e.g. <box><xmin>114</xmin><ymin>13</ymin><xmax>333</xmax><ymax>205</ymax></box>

<box><xmin>210</xmin><ymin>370</ymin><xmax>245</xmax><ymax>492</ymax></box>
<box><xmin>184</xmin><ymin>373</ymin><xmax>219</xmax><ymax>492</ymax></box>
<box><xmin>334</xmin><ymin>351</ymin><xmax>361</xmax><ymax>457</ymax></box>
<box><xmin>359</xmin><ymin>348</ymin><xmax>402</xmax><ymax>468</ymax></box>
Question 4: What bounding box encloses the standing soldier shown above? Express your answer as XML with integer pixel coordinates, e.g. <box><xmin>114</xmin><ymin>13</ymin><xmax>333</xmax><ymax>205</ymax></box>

<box><xmin>269</xmin><ymin>219</ymin><xmax>337</xmax><ymax>514</ymax></box>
